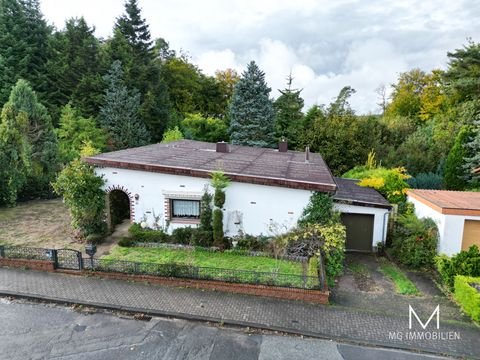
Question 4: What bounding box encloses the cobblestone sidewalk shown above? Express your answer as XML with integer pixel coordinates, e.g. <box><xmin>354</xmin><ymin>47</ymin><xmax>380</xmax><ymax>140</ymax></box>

<box><xmin>0</xmin><ymin>268</ymin><xmax>478</xmax><ymax>358</ymax></box>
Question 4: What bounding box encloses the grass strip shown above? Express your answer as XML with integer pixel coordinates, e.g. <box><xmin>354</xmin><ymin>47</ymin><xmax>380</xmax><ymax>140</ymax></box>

<box><xmin>379</xmin><ymin>263</ymin><xmax>420</xmax><ymax>296</ymax></box>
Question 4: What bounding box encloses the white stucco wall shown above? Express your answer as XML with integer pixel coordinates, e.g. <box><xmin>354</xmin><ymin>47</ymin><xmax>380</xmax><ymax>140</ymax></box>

<box><xmin>96</xmin><ymin>166</ymin><xmax>312</xmax><ymax>236</ymax></box>
<box><xmin>334</xmin><ymin>203</ymin><xmax>390</xmax><ymax>248</ymax></box>
<box><xmin>407</xmin><ymin>195</ymin><xmax>480</xmax><ymax>256</ymax></box>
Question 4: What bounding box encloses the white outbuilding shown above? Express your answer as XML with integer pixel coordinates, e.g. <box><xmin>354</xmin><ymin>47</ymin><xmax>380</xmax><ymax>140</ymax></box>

<box><xmin>407</xmin><ymin>189</ymin><xmax>480</xmax><ymax>256</ymax></box>
<box><xmin>85</xmin><ymin>140</ymin><xmax>391</xmax><ymax>251</ymax></box>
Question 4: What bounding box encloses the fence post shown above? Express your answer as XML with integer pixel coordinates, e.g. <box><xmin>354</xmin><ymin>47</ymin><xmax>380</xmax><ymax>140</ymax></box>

<box><xmin>51</xmin><ymin>249</ymin><xmax>58</xmax><ymax>269</ymax></box>
<box><xmin>0</xmin><ymin>245</ymin><xmax>4</xmax><ymax>258</ymax></box>
<box><xmin>77</xmin><ymin>252</ymin><xmax>83</xmax><ymax>270</ymax></box>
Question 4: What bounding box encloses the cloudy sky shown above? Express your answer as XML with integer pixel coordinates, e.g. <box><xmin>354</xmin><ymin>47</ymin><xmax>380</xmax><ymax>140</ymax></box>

<box><xmin>40</xmin><ymin>0</ymin><xmax>480</xmax><ymax>114</ymax></box>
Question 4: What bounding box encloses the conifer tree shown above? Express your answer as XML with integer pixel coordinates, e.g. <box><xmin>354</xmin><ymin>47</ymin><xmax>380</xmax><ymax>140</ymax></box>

<box><xmin>0</xmin><ymin>104</ymin><xmax>31</xmax><ymax>206</ymax></box>
<box><xmin>464</xmin><ymin>117</ymin><xmax>480</xmax><ymax>186</ymax></box>
<box><xmin>99</xmin><ymin>61</ymin><xmax>150</xmax><ymax>150</ymax></box>
<box><xmin>0</xmin><ymin>0</ymin><xmax>50</xmax><ymax>105</ymax></box>
<box><xmin>47</xmin><ymin>17</ymin><xmax>104</xmax><ymax>120</ymax></box>
<box><xmin>274</xmin><ymin>74</ymin><xmax>304</xmax><ymax>148</ymax></box>
<box><xmin>444</xmin><ymin>125</ymin><xmax>473</xmax><ymax>190</ymax></box>
<box><xmin>229</xmin><ymin>61</ymin><xmax>276</xmax><ymax>147</ymax></box>
<box><xmin>7</xmin><ymin>79</ymin><xmax>59</xmax><ymax>199</ymax></box>
<box><xmin>107</xmin><ymin>0</ymin><xmax>171</xmax><ymax>141</ymax></box>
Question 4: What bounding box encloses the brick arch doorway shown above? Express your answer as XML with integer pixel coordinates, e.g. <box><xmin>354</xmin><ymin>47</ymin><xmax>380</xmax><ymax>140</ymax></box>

<box><xmin>106</xmin><ymin>186</ymin><xmax>134</xmax><ymax>233</ymax></box>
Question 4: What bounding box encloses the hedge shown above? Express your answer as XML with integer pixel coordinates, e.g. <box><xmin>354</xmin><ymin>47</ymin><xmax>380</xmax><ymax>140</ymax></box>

<box><xmin>454</xmin><ymin>276</ymin><xmax>480</xmax><ymax>322</ymax></box>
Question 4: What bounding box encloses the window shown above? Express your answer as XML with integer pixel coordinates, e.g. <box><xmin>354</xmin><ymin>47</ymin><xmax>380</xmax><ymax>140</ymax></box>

<box><xmin>171</xmin><ymin>199</ymin><xmax>200</xmax><ymax>219</ymax></box>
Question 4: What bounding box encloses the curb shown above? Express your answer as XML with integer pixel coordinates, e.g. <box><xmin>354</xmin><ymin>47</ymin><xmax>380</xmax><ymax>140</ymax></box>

<box><xmin>0</xmin><ymin>289</ymin><xmax>466</xmax><ymax>359</ymax></box>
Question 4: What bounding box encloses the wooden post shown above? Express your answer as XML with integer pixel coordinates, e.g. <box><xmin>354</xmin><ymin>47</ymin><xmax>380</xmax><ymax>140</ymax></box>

<box><xmin>105</xmin><ymin>193</ymin><xmax>112</xmax><ymax>234</ymax></box>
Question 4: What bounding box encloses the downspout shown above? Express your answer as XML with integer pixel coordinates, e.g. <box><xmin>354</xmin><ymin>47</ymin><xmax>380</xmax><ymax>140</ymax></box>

<box><xmin>382</xmin><ymin>211</ymin><xmax>389</xmax><ymax>244</ymax></box>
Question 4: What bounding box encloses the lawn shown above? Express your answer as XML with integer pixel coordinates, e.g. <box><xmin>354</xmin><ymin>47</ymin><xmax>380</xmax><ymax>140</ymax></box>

<box><xmin>103</xmin><ymin>246</ymin><xmax>304</xmax><ymax>275</ymax></box>
<box><xmin>0</xmin><ymin>199</ymin><xmax>81</xmax><ymax>250</ymax></box>
<box><xmin>379</xmin><ymin>262</ymin><xmax>420</xmax><ymax>296</ymax></box>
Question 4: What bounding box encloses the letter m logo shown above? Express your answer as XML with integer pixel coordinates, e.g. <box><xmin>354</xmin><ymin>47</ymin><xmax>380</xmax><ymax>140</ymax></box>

<box><xmin>409</xmin><ymin>305</ymin><xmax>440</xmax><ymax>330</ymax></box>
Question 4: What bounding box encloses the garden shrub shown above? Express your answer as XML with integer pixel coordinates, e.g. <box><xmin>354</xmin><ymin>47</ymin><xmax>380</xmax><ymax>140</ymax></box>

<box><xmin>213</xmin><ymin>189</ymin><xmax>225</xmax><ymax>208</ymax></box>
<box><xmin>436</xmin><ymin>245</ymin><xmax>480</xmax><ymax>289</ymax></box>
<box><xmin>343</xmin><ymin>166</ymin><xmax>410</xmax><ymax>203</ymax></box>
<box><xmin>52</xmin><ymin>145</ymin><xmax>106</xmax><ymax>238</ymax></box>
<box><xmin>128</xmin><ymin>223</ymin><xmax>169</xmax><ymax>243</ymax></box>
<box><xmin>236</xmin><ymin>234</ymin><xmax>269</xmax><ymax>251</ymax></box>
<box><xmin>285</xmin><ymin>223</ymin><xmax>346</xmax><ymax>287</ymax></box>
<box><xmin>212</xmin><ymin>209</ymin><xmax>225</xmax><ymax>247</ymax></box>
<box><xmin>190</xmin><ymin>229</ymin><xmax>213</xmax><ymax>247</ymax></box>
<box><xmin>199</xmin><ymin>190</ymin><xmax>213</xmax><ymax>232</ymax></box>
<box><xmin>391</xmin><ymin>213</ymin><xmax>438</xmax><ymax>269</ymax></box>
<box><xmin>407</xmin><ymin>172</ymin><xmax>443</xmax><ymax>190</ymax></box>
<box><xmin>171</xmin><ymin>227</ymin><xmax>195</xmax><ymax>245</ymax></box>
<box><xmin>118</xmin><ymin>237</ymin><xmax>134</xmax><ymax>247</ymax></box>
<box><xmin>298</xmin><ymin>192</ymin><xmax>338</xmax><ymax>226</ymax></box>
<box><xmin>454</xmin><ymin>275</ymin><xmax>480</xmax><ymax>322</ymax></box>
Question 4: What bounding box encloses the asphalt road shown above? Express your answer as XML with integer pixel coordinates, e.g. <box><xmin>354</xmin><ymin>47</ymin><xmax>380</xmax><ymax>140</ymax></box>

<box><xmin>0</xmin><ymin>297</ymin><xmax>450</xmax><ymax>360</ymax></box>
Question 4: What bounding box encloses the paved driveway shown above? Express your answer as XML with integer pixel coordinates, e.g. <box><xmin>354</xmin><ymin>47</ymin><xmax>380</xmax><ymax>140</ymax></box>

<box><xmin>331</xmin><ymin>253</ymin><xmax>467</xmax><ymax>322</ymax></box>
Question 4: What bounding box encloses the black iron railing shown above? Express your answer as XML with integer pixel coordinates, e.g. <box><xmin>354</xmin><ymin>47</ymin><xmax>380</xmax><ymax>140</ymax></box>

<box><xmin>0</xmin><ymin>245</ymin><xmax>327</xmax><ymax>290</ymax></box>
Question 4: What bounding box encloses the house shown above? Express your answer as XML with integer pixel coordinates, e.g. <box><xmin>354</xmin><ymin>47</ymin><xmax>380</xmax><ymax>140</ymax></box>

<box><xmin>85</xmin><ymin>140</ymin><xmax>390</xmax><ymax>251</ymax></box>
<box><xmin>407</xmin><ymin>190</ymin><xmax>480</xmax><ymax>256</ymax></box>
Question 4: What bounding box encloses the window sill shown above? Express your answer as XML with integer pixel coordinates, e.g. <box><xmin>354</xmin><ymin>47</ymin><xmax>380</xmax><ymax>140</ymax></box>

<box><xmin>170</xmin><ymin>218</ymin><xmax>200</xmax><ymax>225</ymax></box>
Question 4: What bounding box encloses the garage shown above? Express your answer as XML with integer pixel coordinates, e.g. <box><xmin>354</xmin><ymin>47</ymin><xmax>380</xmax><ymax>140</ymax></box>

<box><xmin>333</xmin><ymin>178</ymin><xmax>391</xmax><ymax>253</ymax></box>
<box><xmin>407</xmin><ymin>189</ymin><xmax>480</xmax><ymax>256</ymax></box>
<box><xmin>462</xmin><ymin>220</ymin><xmax>480</xmax><ymax>251</ymax></box>
<box><xmin>341</xmin><ymin>213</ymin><xmax>375</xmax><ymax>252</ymax></box>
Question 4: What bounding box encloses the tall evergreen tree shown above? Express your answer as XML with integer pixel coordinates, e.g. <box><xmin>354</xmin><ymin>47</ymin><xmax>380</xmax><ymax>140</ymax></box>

<box><xmin>274</xmin><ymin>74</ymin><xmax>304</xmax><ymax>148</ymax></box>
<box><xmin>444</xmin><ymin>125</ymin><xmax>473</xmax><ymax>190</ymax></box>
<box><xmin>8</xmin><ymin>79</ymin><xmax>59</xmax><ymax>199</ymax></box>
<box><xmin>99</xmin><ymin>61</ymin><xmax>150</xmax><ymax>150</ymax></box>
<box><xmin>229</xmin><ymin>61</ymin><xmax>276</xmax><ymax>147</ymax></box>
<box><xmin>0</xmin><ymin>104</ymin><xmax>31</xmax><ymax>206</ymax></box>
<box><xmin>444</xmin><ymin>40</ymin><xmax>480</xmax><ymax>102</ymax></box>
<box><xmin>464</xmin><ymin>116</ymin><xmax>480</xmax><ymax>186</ymax></box>
<box><xmin>0</xmin><ymin>0</ymin><xmax>50</xmax><ymax>105</ymax></box>
<box><xmin>106</xmin><ymin>0</ymin><xmax>171</xmax><ymax>141</ymax></box>
<box><xmin>46</xmin><ymin>17</ymin><xmax>104</xmax><ymax>120</ymax></box>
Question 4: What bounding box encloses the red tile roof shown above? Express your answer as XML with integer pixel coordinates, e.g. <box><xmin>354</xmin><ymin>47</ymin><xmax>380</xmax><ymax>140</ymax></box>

<box><xmin>407</xmin><ymin>189</ymin><xmax>480</xmax><ymax>216</ymax></box>
<box><xmin>85</xmin><ymin>140</ymin><xmax>337</xmax><ymax>192</ymax></box>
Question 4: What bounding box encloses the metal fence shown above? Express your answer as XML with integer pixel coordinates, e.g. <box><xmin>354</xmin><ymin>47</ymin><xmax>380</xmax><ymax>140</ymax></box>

<box><xmin>0</xmin><ymin>245</ymin><xmax>327</xmax><ymax>290</ymax></box>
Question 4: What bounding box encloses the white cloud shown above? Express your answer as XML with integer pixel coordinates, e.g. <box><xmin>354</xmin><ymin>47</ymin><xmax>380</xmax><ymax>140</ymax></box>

<box><xmin>40</xmin><ymin>0</ymin><xmax>480</xmax><ymax>113</ymax></box>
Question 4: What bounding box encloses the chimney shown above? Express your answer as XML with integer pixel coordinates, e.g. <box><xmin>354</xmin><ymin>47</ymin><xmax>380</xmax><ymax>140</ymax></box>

<box><xmin>305</xmin><ymin>146</ymin><xmax>310</xmax><ymax>163</ymax></box>
<box><xmin>278</xmin><ymin>140</ymin><xmax>288</xmax><ymax>152</ymax></box>
<box><xmin>216</xmin><ymin>141</ymin><xmax>229</xmax><ymax>153</ymax></box>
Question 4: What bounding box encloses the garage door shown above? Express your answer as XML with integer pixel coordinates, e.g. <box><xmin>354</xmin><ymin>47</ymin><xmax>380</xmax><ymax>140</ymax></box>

<box><xmin>462</xmin><ymin>220</ymin><xmax>480</xmax><ymax>251</ymax></box>
<box><xmin>340</xmin><ymin>213</ymin><xmax>374</xmax><ymax>252</ymax></box>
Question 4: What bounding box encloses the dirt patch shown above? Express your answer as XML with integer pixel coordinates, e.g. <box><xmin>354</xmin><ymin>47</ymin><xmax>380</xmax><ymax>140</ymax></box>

<box><xmin>0</xmin><ymin>199</ymin><xmax>82</xmax><ymax>250</ymax></box>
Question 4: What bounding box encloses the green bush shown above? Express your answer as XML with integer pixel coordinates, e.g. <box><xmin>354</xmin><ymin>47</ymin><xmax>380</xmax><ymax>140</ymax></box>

<box><xmin>285</xmin><ymin>222</ymin><xmax>346</xmax><ymax>288</ymax></box>
<box><xmin>214</xmin><ymin>190</ymin><xmax>225</xmax><ymax>208</ymax></box>
<box><xmin>128</xmin><ymin>223</ymin><xmax>169</xmax><ymax>243</ymax></box>
<box><xmin>391</xmin><ymin>213</ymin><xmax>438</xmax><ymax>269</ymax></box>
<box><xmin>171</xmin><ymin>227</ymin><xmax>195</xmax><ymax>245</ymax></box>
<box><xmin>436</xmin><ymin>245</ymin><xmax>480</xmax><ymax>289</ymax></box>
<box><xmin>407</xmin><ymin>172</ymin><xmax>443</xmax><ymax>190</ymax></box>
<box><xmin>52</xmin><ymin>147</ymin><xmax>106</xmax><ymax>238</ymax></box>
<box><xmin>118</xmin><ymin>237</ymin><xmax>134</xmax><ymax>247</ymax></box>
<box><xmin>298</xmin><ymin>192</ymin><xmax>337</xmax><ymax>227</ymax></box>
<box><xmin>199</xmin><ymin>191</ymin><xmax>213</xmax><ymax>232</ymax></box>
<box><xmin>236</xmin><ymin>234</ymin><xmax>269</xmax><ymax>251</ymax></box>
<box><xmin>212</xmin><ymin>208</ymin><xmax>224</xmax><ymax>247</ymax></box>
<box><xmin>190</xmin><ymin>229</ymin><xmax>213</xmax><ymax>247</ymax></box>
<box><xmin>454</xmin><ymin>276</ymin><xmax>480</xmax><ymax>322</ymax></box>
